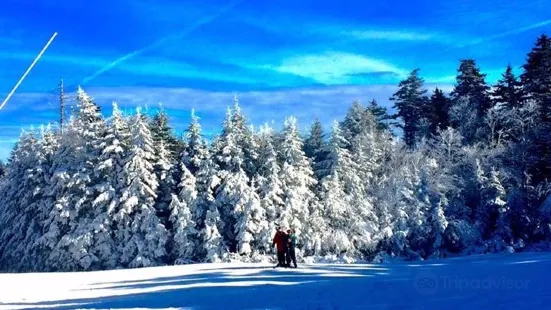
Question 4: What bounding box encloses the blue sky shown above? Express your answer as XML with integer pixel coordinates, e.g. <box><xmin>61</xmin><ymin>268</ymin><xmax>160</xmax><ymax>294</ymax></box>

<box><xmin>1</xmin><ymin>0</ymin><xmax>550</xmax><ymax>160</ymax></box>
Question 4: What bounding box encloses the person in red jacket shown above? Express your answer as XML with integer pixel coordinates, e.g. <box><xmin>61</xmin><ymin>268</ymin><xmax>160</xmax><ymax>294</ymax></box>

<box><xmin>272</xmin><ymin>225</ymin><xmax>289</xmax><ymax>268</ymax></box>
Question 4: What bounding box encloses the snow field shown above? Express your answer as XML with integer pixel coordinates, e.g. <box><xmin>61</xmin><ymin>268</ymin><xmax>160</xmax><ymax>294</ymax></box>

<box><xmin>1</xmin><ymin>251</ymin><xmax>550</xmax><ymax>310</ymax></box>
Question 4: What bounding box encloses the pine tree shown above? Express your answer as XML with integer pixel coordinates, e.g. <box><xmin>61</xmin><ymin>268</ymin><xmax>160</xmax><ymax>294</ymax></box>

<box><xmin>340</xmin><ymin>101</ymin><xmax>370</xmax><ymax>148</ymax></box>
<box><xmin>319</xmin><ymin>170</ymin><xmax>348</xmax><ymax>255</ymax></box>
<box><xmin>256</xmin><ymin>125</ymin><xmax>285</xmax><ymax>250</ymax></box>
<box><xmin>520</xmin><ymin>35</ymin><xmax>551</xmax><ymax>185</ymax></box>
<box><xmin>91</xmin><ymin>102</ymin><xmax>130</xmax><ymax>269</ymax></box>
<box><xmin>202</xmin><ymin>202</ymin><xmax>225</xmax><ymax>262</ymax></box>
<box><xmin>490</xmin><ymin>170</ymin><xmax>511</xmax><ymax>243</ymax></box>
<box><xmin>366</xmin><ymin>99</ymin><xmax>394</xmax><ymax>132</ymax></box>
<box><xmin>390</xmin><ymin>69</ymin><xmax>429</xmax><ymax>148</ymax></box>
<box><xmin>278</xmin><ymin>116</ymin><xmax>319</xmax><ymax>254</ymax></box>
<box><xmin>40</xmin><ymin>87</ymin><xmax>107</xmax><ymax>271</ymax></box>
<box><xmin>303</xmin><ymin>118</ymin><xmax>327</xmax><ymax>182</ymax></box>
<box><xmin>0</xmin><ymin>127</ymin><xmax>60</xmax><ymax>271</ymax></box>
<box><xmin>428</xmin><ymin>195</ymin><xmax>448</xmax><ymax>258</ymax></box>
<box><xmin>169</xmin><ymin>160</ymin><xmax>197</xmax><ymax>264</ymax></box>
<box><xmin>332</xmin><ymin>122</ymin><xmax>379</xmax><ymax>254</ymax></box>
<box><xmin>183</xmin><ymin>109</ymin><xmax>208</xmax><ymax>176</ymax></box>
<box><xmin>475</xmin><ymin>164</ymin><xmax>510</xmax><ymax>246</ymax></box>
<box><xmin>150</xmin><ymin>105</ymin><xmax>181</xmax><ymax>158</ymax></box>
<box><xmin>0</xmin><ymin>131</ymin><xmax>38</xmax><ymax>270</ymax></box>
<box><xmin>153</xmin><ymin>139</ymin><xmax>174</xmax><ymax>227</ymax></box>
<box><xmin>318</xmin><ymin>121</ymin><xmax>357</xmax><ymax>186</ymax></box>
<box><xmin>115</xmin><ymin>107</ymin><xmax>168</xmax><ymax>268</ymax></box>
<box><xmin>231</xmin><ymin>97</ymin><xmax>259</xmax><ymax>181</ymax></box>
<box><xmin>492</xmin><ymin>64</ymin><xmax>524</xmax><ymax>109</ymax></box>
<box><xmin>195</xmin><ymin>155</ymin><xmax>226</xmax><ymax>262</ymax></box>
<box><xmin>340</xmin><ymin>101</ymin><xmax>385</xmax><ymax>186</ymax></box>
<box><xmin>451</xmin><ymin>59</ymin><xmax>492</xmax><ymax>117</ymax></box>
<box><xmin>210</xmin><ymin>106</ymin><xmax>253</xmax><ymax>253</ymax></box>
<box><xmin>183</xmin><ymin>110</ymin><xmax>211</xmax><ymax>249</ymax></box>
<box><xmin>427</xmin><ymin>88</ymin><xmax>451</xmax><ymax>135</ymax></box>
<box><xmin>235</xmin><ymin>179</ymin><xmax>267</xmax><ymax>256</ymax></box>
<box><xmin>318</xmin><ymin>121</ymin><xmax>364</xmax><ymax>255</ymax></box>
<box><xmin>520</xmin><ymin>34</ymin><xmax>551</xmax><ymax>103</ymax></box>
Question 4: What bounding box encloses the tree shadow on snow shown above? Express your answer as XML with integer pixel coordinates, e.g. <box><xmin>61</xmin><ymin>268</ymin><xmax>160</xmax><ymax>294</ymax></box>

<box><xmin>5</xmin><ymin>265</ymin><xmax>391</xmax><ymax>310</ymax></box>
<box><xmin>5</xmin><ymin>253</ymin><xmax>551</xmax><ymax>310</ymax></box>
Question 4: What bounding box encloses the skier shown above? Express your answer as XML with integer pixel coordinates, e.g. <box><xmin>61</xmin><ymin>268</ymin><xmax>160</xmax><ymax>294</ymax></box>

<box><xmin>272</xmin><ymin>225</ymin><xmax>289</xmax><ymax>267</ymax></box>
<box><xmin>286</xmin><ymin>229</ymin><xmax>297</xmax><ymax>268</ymax></box>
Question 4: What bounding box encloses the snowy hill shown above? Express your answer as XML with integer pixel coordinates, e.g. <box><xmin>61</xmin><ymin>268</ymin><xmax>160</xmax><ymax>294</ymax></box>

<box><xmin>1</xmin><ymin>252</ymin><xmax>550</xmax><ymax>310</ymax></box>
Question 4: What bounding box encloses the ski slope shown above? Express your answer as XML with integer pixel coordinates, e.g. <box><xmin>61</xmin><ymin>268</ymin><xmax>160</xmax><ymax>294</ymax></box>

<box><xmin>1</xmin><ymin>252</ymin><xmax>550</xmax><ymax>310</ymax></box>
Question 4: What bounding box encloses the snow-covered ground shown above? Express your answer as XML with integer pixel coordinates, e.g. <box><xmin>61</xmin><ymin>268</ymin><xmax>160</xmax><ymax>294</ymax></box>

<box><xmin>1</xmin><ymin>252</ymin><xmax>550</xmax><ymax>310</ymax></box>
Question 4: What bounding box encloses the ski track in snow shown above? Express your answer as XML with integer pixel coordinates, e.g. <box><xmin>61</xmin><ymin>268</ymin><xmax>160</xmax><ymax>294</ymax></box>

<box><xmin>1</xmin><ymin>252</ymin><xmax>551</xmax><ymax>310</ymax></box>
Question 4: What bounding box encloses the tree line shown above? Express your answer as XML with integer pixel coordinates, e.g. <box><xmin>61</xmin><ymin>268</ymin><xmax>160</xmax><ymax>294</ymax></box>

<box><xmin>0</xmin><ymin>34</ymin><xmax>550</xmax><ymax>272</ymax></box>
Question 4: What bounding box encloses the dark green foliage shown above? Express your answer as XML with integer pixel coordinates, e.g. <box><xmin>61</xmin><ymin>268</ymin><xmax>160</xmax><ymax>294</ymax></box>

<box><xmin>150</xmin><ymin>107</ymin><xmax>181</xmax><ymax>159</ymax></box>
<box><xmin>366</xmin><ymin>99</ymin><xmax>395</xmax><ymax>132</ymax></box>
<box><xmin>426</xmin><ymin>88</ymin><xmax>452</xmax><ymax>135</ymax></box>
<box><xmin>492</xmin><ymin>64</ymin><xmax>524</xmax><ymax>109</ymax></box>
<box><xmin>528</xmin><ymin>98</ymin><xmax>551</xmax><ymax>185</ymax></box>
<box><xmin>520</xmin><ymin>34</ymin><xmax>551</xmax><ymax>103</ymax></box>
<box><xmin>518</xmin><ymin>35</ymin><xmax>551</xmax><ymax>185</ymax></box>
<box><xmin>389</xmin><ymin>69</ymin><xmax>429</xmax><ymax>148</ymax></box>
<box><xmin>303</xmin><ymin>118</ymin><xmax>327</xmax><ymax>181</ymax></box>
<box><xmin>451</xmin><ymin>59</ymin><xmax>492</xmax><ymax>117</ymax></box>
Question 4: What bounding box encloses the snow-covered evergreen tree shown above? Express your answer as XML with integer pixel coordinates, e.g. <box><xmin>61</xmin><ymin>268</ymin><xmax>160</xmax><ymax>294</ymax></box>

<box><xmin>341</xmin><ymin>104</ymin><xmax>384</xmax><ymax>188</ymax></box>
<box><xmin>115</xmin><ymin>107</ymin><xmax>168</xmax><ymax>268</ymax></box>
<box><xmin>40</xmin><ymin>87</ymin><xmax>107</xmax><ymax>271</ymax></box>
<box><xmin>90</xmin><ymin>102</ymin><xmax>131</xmax><ymax>269</ymax></box>
<box><xmin>278</xmin><ymin>116</ymin><xmax>319</xmax><ymax>254</ymax></box>
<box><xmin>195</xmin><ymin>154</ymin><xmax>225</xmax><ymax>262</ymax></box>
<box><xmin>235</xmin><ymin>179</ymin><xmax>267</xmax><ymax>256</ymax></box>
<box><xmin>0</xmin><ymin>127</ymin><xmax>59</xmax><ymax>271</ymax></box>
<box><xmin>169</xmin><ymin>160</ymin><xmax>197</xmax><ymax>264</ymax></box>
<box><xmin>319</xmin><ymin>170</ymin><xmax>347</xmax><ymax>255</ymax></box>
<box><xmin>183</xmin><ymin>109</ymin><xmax>208</xmax><ymax>176</ymax></box>
<box><xmin>477</xmin><ymin>164</ymin><xmax>509</xmax><ymax>242</ymax></box>
<box><xmin>4</xmin><ymin>35</ymin><xmax>551</xmax><ymax>269</ymax></box>
<box><xmin>210</xmin><ymin>107</ymin><xmax>251</xmax><ymax>253</ymax></box>
<box><xmin>255</xmin><ymin>125</ymin><xmax>285</xmax><ymax>253</ymax></box>
<box><xmin>303</xmin><ymin>119</ymin><xmax>327</xmax><ymax>182</ymax></box>
<box><xmin>230</xmin><ymin>97</ymin><xmax>259</xmax><ymax>181</ymax></box>
<box><xmin>0</xmin><ymin>130</ymin><xmax>37</xmax><ymax>270</ymax></box>
<box><xmin>153</xmin><ymin>138</ymin><xmax>175</xmax><ymax>226</ymax></box>
<box><xmin>149</xmin><ymin>104</ymin><xmax>181</xmax><ymax>158</ymax></box>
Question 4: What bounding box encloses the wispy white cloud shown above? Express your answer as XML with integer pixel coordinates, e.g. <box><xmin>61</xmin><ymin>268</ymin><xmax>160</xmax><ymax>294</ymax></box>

<box><xmin>262</xmin><ymin>52</ymin><xmax>410</xmax><ymax>85</ymax></box>
<box><xmin>235</xmin><ymin>12</ymin><xmax>472</xmax><ymax>47</ymax></box>
<box><xmin>0</xmin><ymin>51</ymin><xmax>283</xmax><ymax>88</ymax></box>
<box><xmin>340</xmin><ymin>29</ymin><xmax>436</xmax><ymax>42</ymax></box>
<box><xmin>457</xmin><ymin>18</ymin><xmax>551</xmax><ymax>48</ymax></box>
<box><xmin>82</xmin><ymin>0</ymin><xmax>246</xmax><ymax>84</ymax></box>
